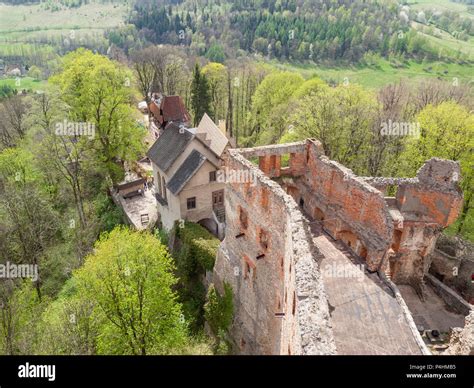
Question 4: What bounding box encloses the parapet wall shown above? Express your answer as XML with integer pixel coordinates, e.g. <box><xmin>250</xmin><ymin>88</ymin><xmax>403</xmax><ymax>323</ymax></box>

<box><xmin>213</xmin><ymin>146</ymin><xmax>336</xmax><ymax>355</ymax></box>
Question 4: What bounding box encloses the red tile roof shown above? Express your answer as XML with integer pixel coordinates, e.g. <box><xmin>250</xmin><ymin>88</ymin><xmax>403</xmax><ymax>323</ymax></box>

<box><xmin>160</xmin><ymin>95</ymin><xmax>191</xmax><ymax>124</ymax></box>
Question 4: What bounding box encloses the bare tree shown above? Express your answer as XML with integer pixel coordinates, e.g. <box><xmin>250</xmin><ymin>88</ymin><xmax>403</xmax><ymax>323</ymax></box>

<box><xmin>32</xmin><ymin>92</ymin><xmax>89</xmax><ymax>230</ymax></box>
<box><xmin>0</xmin><ymin>96</ymin><xmax>28</xmax><ymax>148</ymax></box>
<box><xmin>2</xmin><ymin>96</ymin><xmax>28</xmax><ymax>139</ymax></box>
<box><xmin>412</xmin><ymin>79</ymin><xmax>472</xmax><ymax>113</ymax></box>
<box><xmin>132</xmin><ymin>45</ymin><xmax>190</xmax><ymax>100</ymax></box>
<box><xmin>367</xmin><ymin>82</ymin><xmax>410</xmax><ymax>176</ymax></box>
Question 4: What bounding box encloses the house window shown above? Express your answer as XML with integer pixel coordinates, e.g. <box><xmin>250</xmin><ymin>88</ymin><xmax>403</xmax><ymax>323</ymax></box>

<box><xmin>209</xmin><ymin>171</ymin><xmax>217</xmax><ymax>182</ymax></box>
<box><xmin>187</xmin><ymin>197</ymin><xmax>196</xmax><ymax>210</ymax></box>
<box><xmin>162</xmin><ymin>177</ymin><xmax>167</xmax><ymax>200</ymax></box>
<box><xmin>157</xmin><ymin>171</ymin><xmax>162</xmax><ymax>196</ymax></box>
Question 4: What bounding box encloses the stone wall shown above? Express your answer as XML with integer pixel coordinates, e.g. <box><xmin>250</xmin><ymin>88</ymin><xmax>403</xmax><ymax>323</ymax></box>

<box><xmin>446</xmin><ymin>310</ymin><xmax>474</xmax><ymax>355</ymax></box>
<box><xmin>212</xmin><ymin>146</ymin><xmax>336</xmax><ymax>355</ymax></box>
<box><xmin>213</xmin><ymin>139</ymin><xmax>463</xmax><ymax>354</ymax></box>
<box><xmin>425</xmin><ymin>274</ymin><xmax>473</xmax><ymax>316</ymax></box>
<box><xmin>429</xmin><ymin>235</ymin><xmax>474</xmax><ymax>304</ymax></box>
<box><xmin>361</xmin><ymin>159</ymin><xmax>463</xmax><ymax>292</ymax></box>
<box><xmin>292</xmin><ymin>140</ymin><xmax>393</xmax><ymax>271</ymax></box>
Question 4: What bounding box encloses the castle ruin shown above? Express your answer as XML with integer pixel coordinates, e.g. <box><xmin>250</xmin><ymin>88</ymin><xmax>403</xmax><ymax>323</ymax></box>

<box><xmin>213</xmin><ymin>139</ymin><xmax>468</xmax><ymax>355</ymax></box>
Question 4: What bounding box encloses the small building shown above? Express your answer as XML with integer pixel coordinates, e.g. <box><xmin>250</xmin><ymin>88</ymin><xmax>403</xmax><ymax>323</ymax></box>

<box><xmin>7</xmin><ymin>67</ymin><xmax>21</xmax><ymax>77</ymax></box>
<box><xmin>148</xmin><ymin>94</ymin><xmax>191</xmax><ymax>138</ymax></box>
<box><xmin>138</xmin><ymin>101</ymin><xmax>148</xmax><ymax>113</ymax></box>
<box><xmin>146</xmin><ymin>113</ymin><xmax>228</xmax><ymax>237</ymax></box>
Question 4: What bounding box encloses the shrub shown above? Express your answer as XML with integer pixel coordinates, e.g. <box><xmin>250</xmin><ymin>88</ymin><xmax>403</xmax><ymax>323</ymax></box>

<box><xmin>176</xmin><ymin>222</ymin><xmax>220</xmax><ymax>272</ymax></box>
<box><xmin>204</xmin><ymin>283</ymin><xmax>234</xmax><ymax>339</ymax></box>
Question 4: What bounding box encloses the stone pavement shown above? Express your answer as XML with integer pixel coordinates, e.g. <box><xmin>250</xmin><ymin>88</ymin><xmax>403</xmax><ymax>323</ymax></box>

<box><xmin>398</xmin><ymin>284</ymin><xmax>465</xmax><ymax>333</ymax></box>
<box><xmin>311</xmin><ymin>222</ymin><xmax>422</xmax><ymax>355</ymax></box>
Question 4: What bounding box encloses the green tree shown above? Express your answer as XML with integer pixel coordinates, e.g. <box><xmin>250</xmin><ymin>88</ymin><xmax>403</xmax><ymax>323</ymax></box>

<box><xmin>401</xmin><ymin>102</ymin><xmax>474</xmax><ymax>240</ymax></box>
<box><xmin>248</xmin><ymin>71</ymin><xmax>304</xmax><ymax>144</ymax></box>
<box><xmin>190</xmin><ymin>63</ymin><xmax>212</xmax><ymax>126</ymax></box>
<box><xmin>205</xmin><ymin>44</ymin><xmax>226</xmax><ymax>64</ymax></box>
<box><xmin>74</xmin><ymin>226</ymin><xmax>188</xmax><ymax>355</ymax></box>
<box><xmin>202</xmin><ymin>62</ymin><xmax>227</xmax><ymax>123</ymax></box>
<box><xmin>27</xmin><ymin>65</ymin><xmax>42</xmax><ymax>81</ymax></box>
<box><xmin>0</xmin><ymin>148</ymin><xmax>59</xmax><ymax>300</ymax></box>
<box><xmin>50</xmin><ymin>49</ymin><xmax>146</xmax><ymax>183</ymax></box>
<box><xmin>204</xmin><ymin>283</ymin><xmax>233</xmax><ymax>351</ymax></box>
<box><xmin>0</xmin><ymin>281</ymin><xmax>46</xmax><ymax>355</ymax></box>
<box><xmin>35</xmin><ymin>278</ymin><xmax>100</xmax><ymax>355</ymax></box>
<box><xmin>283</xmin><ymin>83</ymin><xmax>379</xmax><ymax>174</ymax></box>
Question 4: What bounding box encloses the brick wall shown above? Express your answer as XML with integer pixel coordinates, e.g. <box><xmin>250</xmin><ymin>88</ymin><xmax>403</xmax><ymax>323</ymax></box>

<box><xmin>213</xmin><ymin>139</ymin><xmax>463</xmax><ymax>353</ymax></box>
<box><xmin>213</xmin><ymin>148</ymin><xmax>336</xmax><ymax>355</ymax></box>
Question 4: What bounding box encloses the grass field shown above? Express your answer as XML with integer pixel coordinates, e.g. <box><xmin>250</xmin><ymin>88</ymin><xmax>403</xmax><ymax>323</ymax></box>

<box><xmin>270</xmin><ymin>58</ymin><xmax>473</xmax><ymax>89</ymax></box>
<box><xmin>405</xmin><ymin>0</ymin><xmax>474</xmax><ymax>19</ymax></box>
<box><xmin>0</xmin><ymin>2</ymin><xmax>128</xmax><ymax>32</ymax></box>
<box><xmin>0</xmin><ymin>76</ymin><xmax>47</xmax><ymax>92</ymax></box>
<box><xmin>0</xmin><ymin>1</ymin><xmax>128</xmax><ymax>52</ymax></box>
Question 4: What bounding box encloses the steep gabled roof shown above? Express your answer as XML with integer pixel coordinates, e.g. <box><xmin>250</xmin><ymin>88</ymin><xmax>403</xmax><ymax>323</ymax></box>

<box><xmin>161</xmin><ymin>95</ymin><xmax>191</xmax><ymax>123</ymax></box>
<box><xmin>166</xmin><ymin>149</ymin><xmax>207</xmax><ymax>195</ymax></box>
<box><xmin>146</xmin><ymin>126</ymin><xmax>194</xmax><ymax>173</ymax></box>
<box><xmin>195</xmin><ymin>113</ymin><xmax>229</xmax><ymax>157</ymax></box>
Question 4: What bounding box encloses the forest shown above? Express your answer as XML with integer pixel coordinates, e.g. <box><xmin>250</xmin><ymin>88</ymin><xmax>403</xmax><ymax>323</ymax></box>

<box><xmin>128</xmin><ymin>0</ymin><xmax>474</xmax><ymax>63</ymax></box>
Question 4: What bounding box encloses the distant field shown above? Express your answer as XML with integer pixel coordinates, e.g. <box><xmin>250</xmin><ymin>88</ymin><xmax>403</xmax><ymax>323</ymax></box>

<box><xmin>412</xmin><ymin>23</ymin><xmax>474</xmax><ymax>61</ymax></box>
<box><xmin>406</xmin><ymin>1</ymin><xmax>474</xmax><ymax>61</ymax></box>
<box><xmin>405</xmin><ymin>0</ymin><xmax>474</xmax><ymax>19</ymax></box>
<box><xmin>0</xmin><ymin>2</ymin><xmax>128</xmax><ymax>50</ymax></box>
<box><xmin>270</xmin><ymin>58</ymin><xmax>473</xmax><ymax>89</ymax></box>
<box><xmin>0</xmin><ymin>76</ymin><xmax>46</xmax><ymax>91</ymax></box>
<box><xmin>0</xmin><ymin>2</ymin><xmax>128</xmax><ymax>32</ymax></box>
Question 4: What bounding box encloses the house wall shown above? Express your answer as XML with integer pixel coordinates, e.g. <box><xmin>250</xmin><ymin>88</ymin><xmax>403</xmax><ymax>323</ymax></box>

<box><xmin>179</xmin><ymin>160</ymin><xmax>224</xmax><ymax>223</ymax></box>
<box><xmin>151</xmin><ymin>137</ymin><xmax>224</xmax><ymax>231</ymax></box>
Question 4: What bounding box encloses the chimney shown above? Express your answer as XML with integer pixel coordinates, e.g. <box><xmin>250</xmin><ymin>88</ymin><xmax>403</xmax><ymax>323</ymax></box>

<box><xmin>218</xmin><ymin>119</ymin><xmax>226</xmax><ymax>134</ymax></box>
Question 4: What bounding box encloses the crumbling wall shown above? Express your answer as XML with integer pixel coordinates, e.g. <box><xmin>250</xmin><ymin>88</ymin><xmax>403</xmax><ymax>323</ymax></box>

<box><xmin>385</xmin><ymin>160</ymin><xmax>463</xmax><ymax>291</ymax></box>
<box><xmin>292</xmin><ymin>140</ymin><xmax>393</xmax><ymax>271</ymax></box>
<box><xmin>429</xmin><ymin>235</ymin><xmax>474</xmax><ymax>304</ymax></box>
<box><xmin>214</xmin><ymin>139</ymin><xmax>464</xmax><ymax>354</ymax></box>
<box><xmin>446</xmin><ymin>310</ymin><xmax>474</xmax><ymax>355</ymax></box>
<box><xmin>213</xmin><ymin>146</ymin><xmax>336</xmax><ymax>355</ymax></box>
<box><xmin>396</xmin><ymin>159</ymin><xmax>463</xmax><ymax>226</ymax></box>
<box><xmin>361</xmin><ymin>159</ymin><xmax>463</xmax><ymax>292</ymax></box>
